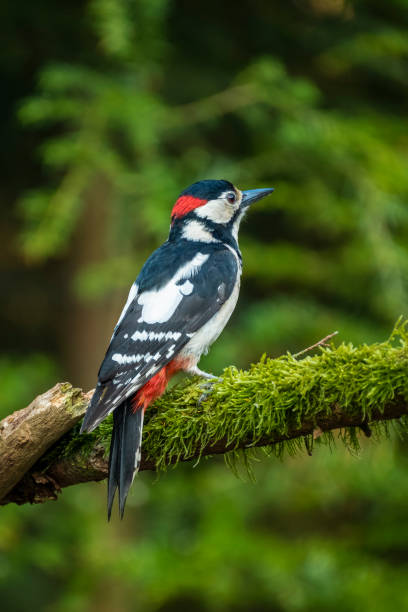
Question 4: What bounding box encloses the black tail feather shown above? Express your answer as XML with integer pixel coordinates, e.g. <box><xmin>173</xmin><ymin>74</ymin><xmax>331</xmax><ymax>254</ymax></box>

<box><xmin>107</xmin><ymin>408</ymin><xmax>121</xmax><ymax>521</ymax></box>
<box><xmin>107</xmin><ymin>399</ymin><xmax>144</xmax><ymax>521</ymax></box>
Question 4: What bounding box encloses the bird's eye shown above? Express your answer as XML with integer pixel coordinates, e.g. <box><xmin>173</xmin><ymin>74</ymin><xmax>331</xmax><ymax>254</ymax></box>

<box><xmin>226</xmin><ymin>192</ymin><xmax>236</xmax><ymax>204</ymax></box>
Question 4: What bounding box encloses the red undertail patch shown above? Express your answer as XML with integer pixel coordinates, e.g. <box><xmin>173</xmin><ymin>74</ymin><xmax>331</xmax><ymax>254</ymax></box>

<box><xmin>171</xmin><ymin>195</ymin><xmax>207</xmax><ymax>220</ymax></box>
<box><xmin>132</xmin><ymin>357</ymin><xmax>194</xmax><ymax>412</ymax></box>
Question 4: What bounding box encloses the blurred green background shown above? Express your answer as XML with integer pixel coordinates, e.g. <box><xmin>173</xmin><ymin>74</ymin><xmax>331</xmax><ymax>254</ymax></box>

<box><xmin>2</xmin><ymin>0</ymin><xmax>408</xmax><ymax>610</ymax></box>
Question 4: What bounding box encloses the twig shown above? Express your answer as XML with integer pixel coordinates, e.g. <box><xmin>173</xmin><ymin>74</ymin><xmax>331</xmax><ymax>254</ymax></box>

<box><xmin>293</xmin><ymin>331</ymin><xmax>339</xmax><ymax>358</ymax></box>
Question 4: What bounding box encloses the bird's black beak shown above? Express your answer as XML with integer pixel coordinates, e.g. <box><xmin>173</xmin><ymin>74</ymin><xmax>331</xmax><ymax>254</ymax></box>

<box><xmin>241</xmin><ymin>187</ymin><xmax>274</xmax><ymax>208</ymax></box>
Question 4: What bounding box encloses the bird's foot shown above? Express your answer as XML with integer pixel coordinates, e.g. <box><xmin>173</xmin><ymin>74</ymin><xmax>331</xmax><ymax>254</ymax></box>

<box><xmin>188</xmin><ymin>366</ymin><xmax>218</xmax><ymax>380</ymax></box>
<box><xmin>197</xmin><ymin>377</ymin><xmax>222</xmax><ymax>404</ymax></box>
<box><xmin>185</xmin><ymin>366</ymin><xmax>221</xmax><ymax>404</ymax></box>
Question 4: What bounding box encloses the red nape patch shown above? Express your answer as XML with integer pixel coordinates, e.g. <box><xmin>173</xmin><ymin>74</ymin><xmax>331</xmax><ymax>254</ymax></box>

<box><xmin>132</xmin><ymin>357</ymin><xmax>194</xmax><ymax>412</ymax></box>
<box><xmin>171</xmin><ymin>195</ymin><xmax>206</xmax><ymax>220</ymax></box>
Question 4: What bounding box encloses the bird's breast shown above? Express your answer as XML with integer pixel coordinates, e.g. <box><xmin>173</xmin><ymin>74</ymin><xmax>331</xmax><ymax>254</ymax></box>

<box><xmin>179</xmin><ymin>275</ymin><xmax>241</xmax><ymax>361</ymax></box>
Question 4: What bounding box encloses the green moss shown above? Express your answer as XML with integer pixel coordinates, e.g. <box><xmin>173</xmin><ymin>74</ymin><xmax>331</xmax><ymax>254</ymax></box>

<box><xmin>45</xmin><ymin>320</ymin><xmax>408</xmax><ymax>473</ymax></box>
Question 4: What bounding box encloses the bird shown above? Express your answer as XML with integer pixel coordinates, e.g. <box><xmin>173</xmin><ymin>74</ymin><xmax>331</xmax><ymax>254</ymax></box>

<box><xmin>80</xmin><ymin>179</ymin><xmax>274</xmax><ymax>519</ymax></box>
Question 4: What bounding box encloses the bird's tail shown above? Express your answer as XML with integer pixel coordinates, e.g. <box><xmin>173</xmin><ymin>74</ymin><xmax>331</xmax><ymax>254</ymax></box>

<box><xmin>107</xmin><ymin>398</ymin><xmax>144</xmax><ymax>520</ymax></box>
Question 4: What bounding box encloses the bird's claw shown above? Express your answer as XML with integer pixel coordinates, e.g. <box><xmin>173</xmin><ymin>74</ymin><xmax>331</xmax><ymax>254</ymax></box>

<box><xmin>197</xmin><ymin>377</ymin><xmax>222</xmax><ymax>405</ymax></box>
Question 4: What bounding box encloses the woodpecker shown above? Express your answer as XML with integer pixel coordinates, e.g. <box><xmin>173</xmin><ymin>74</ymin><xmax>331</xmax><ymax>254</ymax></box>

<box><xmin>81</xmin><ymin>179</ymin><xmax>274</xmax><ymax>518</ymax></box>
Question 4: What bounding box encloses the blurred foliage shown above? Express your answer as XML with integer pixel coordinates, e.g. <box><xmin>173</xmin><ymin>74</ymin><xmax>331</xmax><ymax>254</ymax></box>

<box><xmin>0</xmin><ymin>355</ymin><xmax>58</xmax><ymax>419</ymax></box>
<box><xmin>2</xmin><ymin>0</ymin><xmax>408</xmax><ymax>610</ymax></box>
<box><xmin>3</xmin><ymin>445</ymin><xmax>408</xmax><ymax>612</ymax></box>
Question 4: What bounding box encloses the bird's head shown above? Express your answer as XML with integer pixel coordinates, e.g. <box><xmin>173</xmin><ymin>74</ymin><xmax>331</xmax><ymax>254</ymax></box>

<box><xmin>170</xmin><ymin>179</ymin><xmax>274</xmax><ymax>243</ymax></box>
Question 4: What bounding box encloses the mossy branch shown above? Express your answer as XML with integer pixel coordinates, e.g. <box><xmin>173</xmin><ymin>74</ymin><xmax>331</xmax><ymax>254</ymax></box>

<box><xmin>2</xmin><ymin>321</ymin><xmax>408</xmax><ymax>506</ymax></box>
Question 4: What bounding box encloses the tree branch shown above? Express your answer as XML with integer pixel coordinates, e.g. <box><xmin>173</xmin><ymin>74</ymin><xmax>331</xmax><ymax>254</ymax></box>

<box><xmin>0</xmin><ymin>383</ymin><xmax>92</xmax><ymax>502</ymax></box>
<box><xmin>2</xmin><ymin>326</ymin><xmax>408</xmax><ymax>506</ymax></box>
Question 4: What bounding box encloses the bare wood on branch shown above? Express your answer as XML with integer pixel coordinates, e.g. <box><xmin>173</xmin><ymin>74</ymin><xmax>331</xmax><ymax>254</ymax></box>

<box><xmin>0</xmin><ymin>384</ymin><xmax>92</xmax><ymax>503</ymax></box>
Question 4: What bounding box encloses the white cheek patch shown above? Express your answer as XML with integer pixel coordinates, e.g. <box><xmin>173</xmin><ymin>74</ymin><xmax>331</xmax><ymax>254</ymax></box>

<box><xmin>195</xmin><ymin>199</ymin><xmax>235</xmax><ymax>224</ymax></box>
<box><xmin>137</xmin><ymin>253</ymin><xmax>209</xmax><ymax>324</ymax></box>
<box><xmin>182</xmin><ymin>220</ymin><xmax>218</xmax><ymax>242</ymax></box>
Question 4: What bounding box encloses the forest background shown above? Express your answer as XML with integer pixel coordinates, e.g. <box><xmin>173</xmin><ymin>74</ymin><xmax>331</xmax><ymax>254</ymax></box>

<box><xmin>2</xmin><ymin>0</ymin><xmax>408</xmax><ymax>610</ymax></box>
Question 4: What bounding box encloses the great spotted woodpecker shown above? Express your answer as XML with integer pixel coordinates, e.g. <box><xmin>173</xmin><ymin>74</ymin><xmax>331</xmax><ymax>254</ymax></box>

<box><xmin>80</xmin><ymin>179</ymin><xmax>274</xmax><ymax>518</ymax></box>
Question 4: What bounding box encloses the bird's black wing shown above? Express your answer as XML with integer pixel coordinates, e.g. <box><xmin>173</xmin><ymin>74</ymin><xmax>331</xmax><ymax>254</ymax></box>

<box><xmin>81</xmin><ymin>243</ymin><xmax>239</xmax><ymax>432</ymax></box>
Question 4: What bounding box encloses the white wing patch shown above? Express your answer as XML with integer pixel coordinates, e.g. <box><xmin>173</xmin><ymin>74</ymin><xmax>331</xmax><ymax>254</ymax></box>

<box><xmin>137</xmin><ymin>286</ymin><xmax>182</xmax><ymax>324</ymax></box>
<box><xmin>136</xmin><ymin>253</ymin><xmax>209</xmax><ymax>324</ymax></box>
